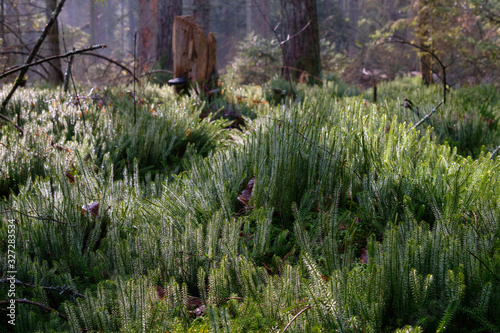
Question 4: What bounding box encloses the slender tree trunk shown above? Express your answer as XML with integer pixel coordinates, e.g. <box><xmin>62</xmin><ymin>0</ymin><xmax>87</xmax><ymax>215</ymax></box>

<box><xmin>280</xmin><ymin>0</ymin><xmax>321</xmax><ymax>84</ymax></box>
<box><xmin>253</xmin><ymin>0</ymin><xmax>269</xmax><ymax>37</ymax></box>
<box><xmin>348</xmin><ymin>0</ymin><xmax>359</xmax><ymax>56</ymax></box>
<box><xmin>45</xmin><ymin>0</ymin><xmax>63</xmax><ymax>84</ymax></box>
<box><xmin>157</xmin><ymin>0</ymin><xmax>182</xmax><ymax>70</ymax></box>
<box><xmin>246</xmin><ymin>0</ymin><xmax>252</xmax><ymax>35</ymax></box>
<box><xmin>415</xmin><ymin>0</ymin><xmax>433</xmax><ymax>85</ymax></box>
<box><xmin>138</xmin><ymin>0</ymin><xmax>157</xmax><ymax>70</ymax></box>
<box><xmin>128</xmin><ymin>0</ymin><xmax>137</xmax><ymax>54</ymax></box>
<box><xmin>193</xmin><ymin>0</ymin><xmax>210</xmax><ymax>34</ymax></box>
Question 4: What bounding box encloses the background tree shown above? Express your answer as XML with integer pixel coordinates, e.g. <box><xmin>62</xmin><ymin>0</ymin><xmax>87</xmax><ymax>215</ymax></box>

<box><xmin>157</xmin><ymin>0</ymin><xmax>182</xmax><ymax>70</ymax></box>
<box><xmin>193</xmin><ymin>0</ymin><xmax>210</xmax><ymax>34</ymax></box>
<box><xmin>280</xmin><ymin>0</ymin><xmax>322</xmax><ymax>84</ymax></box>
<box><xmin>138</xmin><ymin>0</ymin><xmax>157</xmax><ymax>70</ymax></box>
<box><xmin>45</xmin><ymin>0</ymin><xmax>64</xmax><ymax>84</ymax></box>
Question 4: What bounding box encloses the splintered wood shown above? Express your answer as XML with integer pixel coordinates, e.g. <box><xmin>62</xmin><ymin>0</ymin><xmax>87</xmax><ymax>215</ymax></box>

<box><xmin>172</xmin><ymin>16</ymin><xmax>217</xmax><ymax>93</ymax></box>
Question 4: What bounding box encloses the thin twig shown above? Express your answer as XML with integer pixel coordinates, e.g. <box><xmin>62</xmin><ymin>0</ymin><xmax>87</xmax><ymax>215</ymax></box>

<box><xmin>281</xmin><ymin>305</ymin><xmax>311</xmax><ymax>333</ymax></box>
<box><xmin>280</xmin><ymin>21</ymin><xmax>311</xmax><ymax>45</ymax></box>
<box><xmin>80</xmin><ymin>52</ymin><xmax>139</xmax><ymax>83</ymax></box>
<box><xmin>491</xmin><ymin>145</ymin><xmax>500</xmax><ymax>159</ymax></box>
<box><xmin>0</xmin><ymin>278</ymin><xmax>85</xmax><ymax>299</ymax></box>
<box><xmin>413</xmin><ymin>101</ymin><xmax>444</xmax><ymax>129</ymax></box>
<box><xmin>0</xmin><ymin>45</ymin><xmax>106</xmax><ymax>80</ymax></box>
<box><xmin>0</xmin><ymin>298</ymin><xmax>68</xmax><ymax>320</ymax></box>
<box><xmin>252</xmin><ymin>0</ymin><xmax>296</xmax><ymax>99</ymax></box>
<box><xmin>6</xmin><ymin>205</ymin><xmax>69</xmax><ymax>225</ymax></box>
<box><xmin>133</xmin><ymin>31</ymin><xmax>137</xmax><ymax>125</ymax></box>
<box><xmin>1</xmin><ymin>0</ymin><xmax>68</xmax><ymax>113</ymax></box>
<box><xmin>468</xmin><ymin>250</ymin><xmax>500</xmax><ymax>282</ymax></box>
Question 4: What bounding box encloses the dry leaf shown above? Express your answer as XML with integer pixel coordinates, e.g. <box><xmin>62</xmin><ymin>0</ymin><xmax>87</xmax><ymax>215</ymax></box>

<box><xmin>360</xmin><ymin>248</ymin><xmax>369</xmax><ymax>264</ymax></box>
<box><xmin>237</xmin><ymin>178</ymin><xmax>255</xmax><ymax>211</ymax></box>
<box><xmin>156</xmin><ymin>285</ymin><xmax>166</xmax><ymax>300</ymax></box>
<box><xmin>82</xmin><ymin>202</ymin><xmax>100</xmax><ymax>218</ymax></box>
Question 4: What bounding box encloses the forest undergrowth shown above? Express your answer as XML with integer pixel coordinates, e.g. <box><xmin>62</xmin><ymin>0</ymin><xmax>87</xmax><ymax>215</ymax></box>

<box><xmin>1</xmin><ymin>77</ymin><xmax>499</xmax><ymax>332</ymax></box>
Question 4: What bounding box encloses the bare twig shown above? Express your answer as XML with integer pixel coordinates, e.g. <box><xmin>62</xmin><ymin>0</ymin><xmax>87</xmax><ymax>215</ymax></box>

<box><xmin>0</xmin><ymin>45</ymin><xmax>106</xmax><ymax>80</ymax></box>
<box><xmin>6</xmin><ymin>205</ymin><xmax>69</xmax><ymax>225</ymax></box>
<box><xmin>281</xmin><ymin>305</ymin><xmax>311</xmax><ymax>333</ymax></box>
<box><xmin>491</xmin><ymin>145</ymin><xmax>500</xmax><ymax>159</ymax></box>
<box><xmin>413</xmin><ymin>101</ymin><xmax>444</xmax><ymax>129</ymax></box>
<box><xmin>468</xmin><ymin>250</ymin><xmax>500</xmax><ymax>282</ymax></box>
<box><xmin>139</xmin><ymin>69</ymin><xmax>174</xmax><ymax>78</ymax></box>
<box><xmin>0</xmin><ymin>278</ymin><xmax>85</xmax><ymax>300</ymax></box>
<box><xmin>0</xmin><ymin>298</ymin><xmax>68</xmax><ymax>320</ymax></box>
<box><xmin>1</xmin><ymin>0</ymin><xmax>68</xmax><ymax>115</ymax></box>
<box><xmin>382</xmin><ymin>36</ymin><xmax>453</xmax><ymax>103</ymax></box>
<box><xmin>280</xmin><ymin>21</ymin><xmax>311</xmax><ymax>45</ymax></box>
<box><xmin>252</xmin><ymin>0</ymin><xmax>296</xmax><ymax>100</ymax></box>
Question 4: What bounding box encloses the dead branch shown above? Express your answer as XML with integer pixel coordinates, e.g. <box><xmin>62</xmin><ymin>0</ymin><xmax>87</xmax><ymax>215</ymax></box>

<box><xmin>281</xmin><ymin>305</ymin><xmax>311</xmax><ymax>333</ymax></box>
<box><xmin>491</xmin><ymin>145</ymin><xmax>500</xmax><ymax>159</ymax></box>
<box><xmin>281</xmin><ymin>21</ymin><xmax>311</xmax><ymax>45</ymax></box>
<box><xmin>81</xmin><ymin>52</ymin><xmax>140</xmax><ymax>84</ymax></box>
<box><xmin>0</xmin><ymin>298</ymin><xmax>68</xmax><ymax>321</ymax></box>
<box><xmin>1</xmin><ymin>0</ymin><xmax>68</xmax><ymax>115</ymax></box>
<box><xmin>0</xmin><ymin>278</ymin><xmax>85</xmax><ymax>300</ymax></box>
<box><xmin>0</xmin><ymin>45</ymin><xmax>106</xmax><ymax>80</ymax></box>
<box><xmin>382</xmin><ymin>36</ymin><xmax>453</xmax><ymax>103</ymax></box>
<box><xmin>252</xmin><ymin>0</ymin><xmax>296</xmax><ymax>100</ymax></box>
<box><xmin>413</xmin><ymin>101</ymin><xmax>444</xmax><ymax>129</ymax></box>
<box><xmin>140</xmin><ymin>69</ymin><xmax>174</xmax><ymax>78</ymax></box>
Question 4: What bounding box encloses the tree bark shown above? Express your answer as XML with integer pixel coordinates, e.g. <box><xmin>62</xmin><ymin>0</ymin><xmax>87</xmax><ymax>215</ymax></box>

<box><xmin>172</xmin><ymin>16</ymin><xmax>217</xmax><ymax>92</ymax></box>
<box><xmin>128</xmin><ymin>0</ymin><xmax>137</xmax><ymax>54</ymax></box>
<box><xmin>193</xmin><ymin>0</ymin><xmax>210</xmax><ymax>34</ymax></box>
<box><xmin>45</xmin><ymin>0</ymin><xmax>63</xmax><ymax>84</ymax></box>
<box><xmin>138</xmin><ymin>0</ymin><xmax>158</xmax><ymax>70</ymax></box>
<box><xmin>348</xmin><ymin>0</ymin><xmax>359</xmax><ymax>56</ymax></box>
<box><xmin>157</xmin><ymin>0</ymin><xmax>182</xmax><ymax>70</ymax></box>
<box><xmin>253</xmin><ymin>0</ymin><xmax>269</xmax><ymax>37</ymax></box>
<box><xmin>414</xmin><ymin>0</ymin><xmax>434</xmax><ymax>85</ymax></box>
<box><xmin>280</xmin><ymin>0</ymin><xmax>321</xmax><ymax>84</ymax></box>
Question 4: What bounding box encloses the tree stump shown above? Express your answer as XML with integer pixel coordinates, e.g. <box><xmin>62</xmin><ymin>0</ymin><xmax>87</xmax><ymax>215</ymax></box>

<box><xmin>171</xmin><ymin>16</ymin><xmax>217</xmax><ymax>95</ymax></box>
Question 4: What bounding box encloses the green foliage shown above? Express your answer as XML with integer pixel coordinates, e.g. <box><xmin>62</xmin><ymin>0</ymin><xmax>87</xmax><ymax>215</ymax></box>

<box><xmin>1</xmin><ymin>79</ymin><xmax>499</xmax><ymax>332</ymax></box>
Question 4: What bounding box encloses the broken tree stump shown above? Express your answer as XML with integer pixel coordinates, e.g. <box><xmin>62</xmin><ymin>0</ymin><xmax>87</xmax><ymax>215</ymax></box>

<box><xmin>171</xmin><ymin>16</ymin><xmax>217</xmax><ymax>95</ymax></box>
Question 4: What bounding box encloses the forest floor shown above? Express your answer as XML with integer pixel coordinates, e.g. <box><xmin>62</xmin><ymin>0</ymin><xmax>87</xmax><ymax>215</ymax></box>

<box><xmin>1</xmin><ymin>77</ymin><xmax>500</xmax><ymax>332</ymax></box>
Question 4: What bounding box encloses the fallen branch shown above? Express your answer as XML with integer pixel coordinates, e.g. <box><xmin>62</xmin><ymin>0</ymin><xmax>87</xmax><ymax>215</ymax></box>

<box><xmin>281</xmin><ymin>305</ymin><xmax>311</xmax><ymax>333</ymax></box>
<box><xmin>413</xmin><ymin>101</ymin><xmax>444</xmax><ymax>129</ymax></box>
<box><xmin>0</xmin><ymin>114</ymin><xmax>23</xmax><ymax>135</ymax></box>
<box><xmin>491</xmin><ymin>145</ymin><xmax>500</xmax><ymax>160</ymax></box>
<box><xmin>0</xmin><ymin>45</ymin><xmax>106</xmax><ymax>80</ymax></box>
<box><xmin>0</xmin><ymin>278</ymin><xmax>85</xmax><ymax>300</ymax></box>
<box><xmin>6</xmin><ymin>205</ymin><xmax>69</xmax><ymax>225</ymax></box>
<box><xmin>0</xmin><ymin>298</ymin><xmax>68</xmax><ymax>321</ymax></box>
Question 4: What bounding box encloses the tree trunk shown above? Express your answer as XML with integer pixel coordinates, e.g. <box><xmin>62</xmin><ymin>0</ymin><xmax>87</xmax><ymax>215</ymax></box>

<box><xmin>128</xmin><ymin>0</ymin><xmax>137</xmax><ymax>54</ymax></box>
<box><xmin>348</xmin><ymin>0</ymin><xmax>359</xmax><ymax>56</ymax></box>
<box><xmin>280</xmin><ymin>0</ymin><xmax>321</xmax><ymax>84</ymax></box>
<box><xmin>415</xmin><ymin>0</ymin><xmax>434</xmax><ymax>85</ymax></box>
<box><xmin>253</xmin><ymin>0</ymin><xmax>269</xmax><ymax>37</ymax></box>
<box><xmin>138</xmin><ymin>0</ymin><xmax>158</xmax><ymax>71</ymax></box>
<box><xmin>45</xmin><ymin>0</ymin><xmax>63</xmax><ymax>84</ymax></box>
<box><xmin>246</xmin><ymin>0</ymin><xmax>252</xmax><ymax>35</ymax></box>
<box><xmin>172</xmin><ymin>16</ymin><xmax>217</xmax><ymax>92</ymax></box>
<box><xmin>157</xmin><ymin>0</ymin><xmax>182</xmax><ymax>70</ymax></box>
<box><xmin>193</xmin><ymin>0</ymin><xmax>210</xmax><ymax>34</ymax></box>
